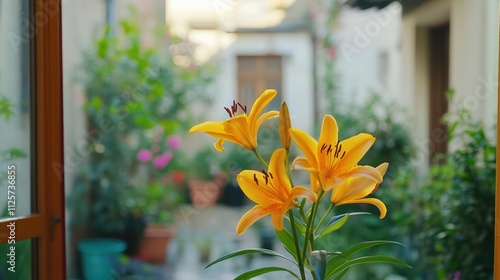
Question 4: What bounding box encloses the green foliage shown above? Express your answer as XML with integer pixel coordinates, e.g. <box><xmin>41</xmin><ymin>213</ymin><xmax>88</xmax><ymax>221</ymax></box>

<box><xmin>410</xmin><ymin>113</ymin><xmax>495</xmax><ymax>279</ymax></box>
<box><xmin>0</xmin><ymin>96</ymin><xmax>14</xmax><ymax>121</ymax></box>
<box><xmin>206</xmin><ymin>248</ymin><xmax>299</xmax><ymax>279</ymax></box>
<box><xmin>68</xmin><ymin>16</ymin><xmax>214</xmax><ymax>234</ymax></box>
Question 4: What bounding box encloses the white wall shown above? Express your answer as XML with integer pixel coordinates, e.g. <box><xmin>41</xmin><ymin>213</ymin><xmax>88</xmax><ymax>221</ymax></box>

<box><xmin>334</xmin><ymin>3</ymin><xmax>403</xmax><ymax>106</ymax></box>
<box><xmin>401</xmin><ymin>0</ymin><xmax>498</xmax><ymax>174</ymax></box>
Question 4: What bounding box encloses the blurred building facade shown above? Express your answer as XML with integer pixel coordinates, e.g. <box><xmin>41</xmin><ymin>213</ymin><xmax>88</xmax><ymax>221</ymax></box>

<box><xmin>59</xmin><ymin>0</ymin><xmax>498</xmax><ymax>275</ymax></box>
<box><xmin>166</xmin><ymin>0</ymin><xmax>315</xmax><ymax>132</ymax></box>
<box><xmin>398</xmin><ymin>0</ymin><xmax>497</xmax><ymax>173</ymax></box>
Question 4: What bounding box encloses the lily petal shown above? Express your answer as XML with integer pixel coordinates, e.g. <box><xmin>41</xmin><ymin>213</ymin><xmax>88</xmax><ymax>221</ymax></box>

<box><xmin>336</xmin><ymin>198</ymin><xmax>387</xmax><ymax>219</ymax></box>
<box><xmin>336</xmin><ymin>133</ymin><xmax>375</xmax><ymax>173</ymax></box>
<box><xmin>309</xmin><ymin>174</ymin><xmax>321</xmax><ymax>193</ymax></box>
<box><xmin>290</xmin><ymin>186</ymin><xmax>317</xmax><ymax>203</ymax></box>
<box><xmin>335</xmin><ymin>163</ymin><xmax>388</xmax><ymax>202</ymax></box>
<box><xmin>223</xmin><ymin>115</ymin><xmax>255</xmax><ymax>150</ymax></box>
<box><xmin>271</xmin><ymin>205</ymin><xmax>290</xmax><ymax>231</ymax></box>
<box><xmin>370</xmin><ymin>163</ymin><xmax>388</xmax><ymax>194</ymax></box>
<box><xmin>255</xmin><ymin>111</ymin><xmax>280</xmax><ymax>132</ymax></box>
<box><xmin>248</xmin><ymin>89</ymin><xmax>277</xmax><ymax>131</ymax></box>
<box><xmin>268</xmin><ymin>149</ymin><xmax>291</xmax><ymax>199</ymax></box>
<box><xmin>237</xmin><ymin>171</ymin><xmax>282</xmax><ymax>205</ymax></box>
<box><xmin>317</xmin><ymin>115</ymin><xmax>339</xmax><ymax>169</ymax></box>
<box><xmin>237</xmin><ymin>205</ymin><xmax>272</xmax><ymax>234</ymax></box>
<box><xmin>214</xmin><ymin>138</ymin><xmax>225</xmax><ymax>151</ymax></box>
<box><xmin>290</xmin><ymin>128</ymin><xmax>319</xmax><ymax>167</ymax></box>
<box><xmin>342</xmin><ymin>165</ymin><xmax>383</xmax><ymax>183</ymax></box>
<box><xmin>189</xmin><ymin>121</ymin><xmax>241</xmax><ymax>144</ymax></box>
<box><xmin>291</xmin><ymin>157</ymin><xmax>318</xmax><ymax>173</ymax></box>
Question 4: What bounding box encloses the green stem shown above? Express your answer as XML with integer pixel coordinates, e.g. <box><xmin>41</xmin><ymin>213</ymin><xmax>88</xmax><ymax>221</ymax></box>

<box><xmin>252</xmin><ymin>149</ymin><xmax>268</xmax><ymax>168</ymax></box>
<box><xmin>301</xmin><ymin>190</ymin><xmax>324</xmax><ymax>266</ymax></box>
<box><xmin>314</xmin><ymin>203</ymin><xmax>334</xmax><ymax>233</ymax></box>
<box><xmin>288</xmin><ymin>210</ymin><xmax>306</xmax><ymax>280</ymax></box>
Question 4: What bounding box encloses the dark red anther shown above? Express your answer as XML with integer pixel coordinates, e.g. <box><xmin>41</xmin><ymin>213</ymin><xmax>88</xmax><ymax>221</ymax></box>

<box><xmin>237</xmin><ymin>102</ymin><xmax>247</xmax><ymax>114</ymax></box>
<box><xmin>254</xmin><ymin>174</ymin><xmax>259</xmax><ymax>185</ymax></box>
<box><xmin>224</xmin><ymin>107</ymin><xmax>233</xmax><ymax>117</ymax></box>
<box><xmin>321</xmin><ymin>143</ymin><xmax>327</xmax><ymax>153</ymax></box>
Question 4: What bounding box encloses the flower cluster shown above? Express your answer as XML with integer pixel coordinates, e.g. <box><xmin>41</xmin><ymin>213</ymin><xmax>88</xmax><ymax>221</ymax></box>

<box><xmin>190</xmin><ymin>89</ymin><xmax>408</xmax><ymax>279</ymax></box>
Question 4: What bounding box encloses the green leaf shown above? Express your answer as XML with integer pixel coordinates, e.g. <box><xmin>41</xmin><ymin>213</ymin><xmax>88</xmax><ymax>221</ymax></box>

<box><xmin>318</xmin><ymin>214</ymin><xmax>349</xmax><ymax>238</ymax></box>
<box><xmin>90</xmin><ymin>97</ymin><xmax>103</xmax><ymax>110</ymax></box>
<box><xmin>324</xmin><ymin>241</ymin><xmax>407</xmax><ymax>278</ymax></box>
<box><xmin>0</xmin><ymin>96</ymin><xmax>15</xmax><ymax>121</ymax></box>
<box><xmin>326</xmin><ymin>212</ymin><xmax>371</xmax><ymax>226</ymax></box>
<box><xmin>205</xmin><ymin>248</ymin><xmax>297</xmax><ymax>269</ymax></box>
<box><xmin>284</xmin><ymin>215</ymin><xmax>306</xmax><ymax>234</ymax></box>
<box><xmin>332</xmin><ymin>267</ymin><xmax>350</xmax><ymax>280</ymax></box>
<box><xmin>234</xmin><ymin>267</ymin><xmax>299</xmax><ymax>280</ymax></box>
<box><xmin>327</xmin><ymin>255</ymin><xmax>411</xmax><ymax>279</ymax></box>
<box><xmin>275</xmin><ymin>229</ymin><xmax>299</xmax><ymax>261</ymax></box>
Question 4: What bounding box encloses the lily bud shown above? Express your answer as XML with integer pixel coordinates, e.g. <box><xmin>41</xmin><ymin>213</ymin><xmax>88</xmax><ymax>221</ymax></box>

<box><xmin>311</xmin><ymin>250</ymin><xmax>327</xmax><ymax>280</ymax></box>
<box><xmin>279</xmin><ymin>102</ymin><xmax>291</xmax><ymax>149</ymax></box>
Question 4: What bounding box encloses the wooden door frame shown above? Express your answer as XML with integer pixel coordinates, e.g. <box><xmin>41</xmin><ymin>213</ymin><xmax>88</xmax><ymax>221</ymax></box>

<box><xmin>34</xmin><ymin>0</ymin><xmax>65</xmax><ymax>279</ymax></box>
<box><xmin>0</xmin><ymin>0</ymin><xmax>65</xmax><ymax>279</ymax></box>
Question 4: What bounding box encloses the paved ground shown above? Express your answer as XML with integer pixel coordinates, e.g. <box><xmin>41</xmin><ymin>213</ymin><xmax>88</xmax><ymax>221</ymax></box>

<box><xmin>113</xmin><ymin>204</ymin><xmax>298</xmax><ymax>280</ymax></box>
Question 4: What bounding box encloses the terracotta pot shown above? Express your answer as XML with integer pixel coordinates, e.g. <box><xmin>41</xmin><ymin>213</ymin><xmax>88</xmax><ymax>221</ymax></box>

<box><xmin>188</xmin><ymin>180</ymin><xmax>223</xmax><ymax>208</ymax></box>
<box><xmin>137</xmin><ymin>225</ymin><xmax>176</xmax><ymax>264</ymax></box>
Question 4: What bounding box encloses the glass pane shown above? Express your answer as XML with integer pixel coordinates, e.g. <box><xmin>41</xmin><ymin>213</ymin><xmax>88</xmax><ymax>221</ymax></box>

<box><xmin>0</xmin><ymin>0</ymin><xmax>33</xmax><ymax>218</ymax></box>
<box><xmin>0</xmin><ymin>239</ymin><xmax>32</xmax><ymax>279</ymax></box>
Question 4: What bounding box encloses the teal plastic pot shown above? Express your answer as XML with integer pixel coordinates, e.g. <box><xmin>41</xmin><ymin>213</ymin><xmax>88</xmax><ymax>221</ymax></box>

<box><xmin>78</xmin><ymin>238</ymin><xmax>126</xmax><ymax>280</ymax></box>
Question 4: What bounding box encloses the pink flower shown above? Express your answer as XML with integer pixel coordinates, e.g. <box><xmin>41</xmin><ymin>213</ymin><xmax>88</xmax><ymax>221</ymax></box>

<box><xmin>153</xmin><ymin>152</ymin><xmax>173</xmax><ymax>169</ymax></box>
<box><xmin>166</xmin><ymin>135</ymin><xmax>181</xmax><ymax>150</ymax></box>
<box><xmin>137</xmin><ymin>149</ymin><xmax>152</xmax><ymax>162</ymax></box>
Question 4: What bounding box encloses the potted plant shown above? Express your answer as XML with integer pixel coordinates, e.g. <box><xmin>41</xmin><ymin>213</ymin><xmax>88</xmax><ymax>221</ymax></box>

<box><xmin>130</xmin><ymin>130</ymin><xmax>187</xmax><ymax>264</ymax></box>
<box><xmin>132</xmin><ymin>182</ymin><xmax>182</xmax><ymax>264</ymax></box>
<box><xmin>67</xmin><ymin>17</ymin><xmax>214</xmax><ymax>270</ymax></box>
<box><xmin>187</xmin><ymin>147</ymin><xmax>225</xmax><ymax>208</ymax></box>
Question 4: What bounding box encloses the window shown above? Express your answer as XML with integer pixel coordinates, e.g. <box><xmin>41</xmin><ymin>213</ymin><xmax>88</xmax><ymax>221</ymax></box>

<box><xmin>237</xmin><ymin>55</ymin><xmax>282</xmax><ymax>109</ymax></box>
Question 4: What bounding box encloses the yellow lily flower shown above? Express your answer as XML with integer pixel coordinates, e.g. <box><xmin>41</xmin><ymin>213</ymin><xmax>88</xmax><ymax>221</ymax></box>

<box><xmin>290</xmin><ymin>114</ymin><xmax>382</xmax><ymax>192</ymax></box>
<box><xmin>236</xmin><ymin>148</ymin><xmax>317</xmax><ymax>234</ymax></box>
<box><xmin>330</xmin><ymin>163</ymin><xmax>389</xmax><ymax>218</ymax></box>
<box><xmin>189</xmin><ymin>89</ymin><xmax>279</xmax><ymax>151</ymax></box>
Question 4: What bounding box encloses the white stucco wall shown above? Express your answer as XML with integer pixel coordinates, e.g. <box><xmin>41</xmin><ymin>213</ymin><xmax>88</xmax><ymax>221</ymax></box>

<box><xmin>334</xmin><ymin>3</ymin><xmax>402</xmax><ymax>105</ymax></box>
<box><xmin>401</xmin><ymin>0</ymin><xmax>498</xmax><ymax>174</ymax></box>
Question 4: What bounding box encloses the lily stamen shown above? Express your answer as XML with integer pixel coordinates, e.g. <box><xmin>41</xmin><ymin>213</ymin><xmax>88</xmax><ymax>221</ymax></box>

<box><xmin>225</xmin><ymin>100</ymin><xmax>248</xmax><ymax>118</ymax></box>
<box><xmin>321</xmin><ymin>143</ymin><xmax>327</xmax><ymax>153</ymax></box>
